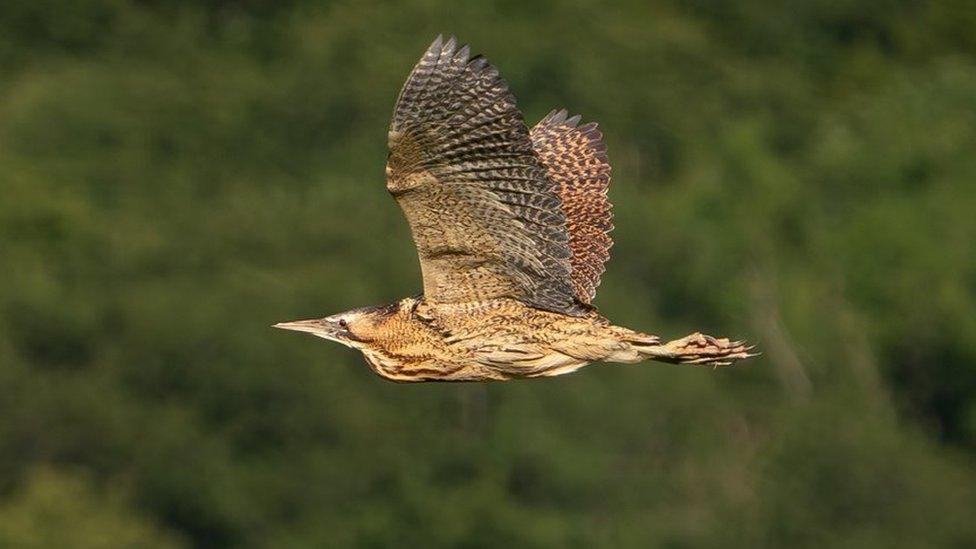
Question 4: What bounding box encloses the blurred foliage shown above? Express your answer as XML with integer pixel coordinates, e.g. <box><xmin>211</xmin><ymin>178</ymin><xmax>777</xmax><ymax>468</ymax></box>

<box><xmin>0</xmin><ymin>467</ymin><xmax>183</xmax><ymax>548</ymax></box>
<box><xmin>1</xmin><ymin>0</ymin><xmax>975</xmax><ymax>547</ymax></box>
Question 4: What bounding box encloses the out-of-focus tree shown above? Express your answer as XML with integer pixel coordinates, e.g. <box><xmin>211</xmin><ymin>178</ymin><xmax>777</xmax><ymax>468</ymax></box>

<box><xmin>1</xmin><ymin>0</ymin><xmax>975</xmax><ymax>546</ymax></box>
<box><xmin>0</xmin><ymin>467</ymin><xmax>184</xmax><ymax>548</ymax></box>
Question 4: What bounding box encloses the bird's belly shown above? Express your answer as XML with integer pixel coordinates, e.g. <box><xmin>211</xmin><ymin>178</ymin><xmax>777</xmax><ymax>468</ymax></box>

<box><xmin>361</xmin><ymin>343</ymin><xmax>588</xmax><ymax>382</ymax></box>
<box><xmin>361</xmin><ymin>351</ymin><xmax>509</xmax><ymax>382</ymax></box>
<box><xmin>476</xmin><ymin>346</ymin><xmax>589</xmax><ymax>377</ymax></box>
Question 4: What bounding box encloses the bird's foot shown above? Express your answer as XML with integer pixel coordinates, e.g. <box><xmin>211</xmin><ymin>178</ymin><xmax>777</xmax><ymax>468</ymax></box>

<box><xmin>662</xmin><ymin>332</ymin><xmax>758</xmax><ymax>367</ymax></box>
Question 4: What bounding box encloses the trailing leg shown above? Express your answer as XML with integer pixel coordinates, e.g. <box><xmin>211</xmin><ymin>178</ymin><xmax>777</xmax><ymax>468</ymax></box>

<box><xmin>637</xmin><ymin>332</ymin><xmax>755</xmax><ymax>367</ymax></box>
<box><xmin>605</xmin><ymin>326</ymin><xmax>756</xmax><ymax>367</ymax></box>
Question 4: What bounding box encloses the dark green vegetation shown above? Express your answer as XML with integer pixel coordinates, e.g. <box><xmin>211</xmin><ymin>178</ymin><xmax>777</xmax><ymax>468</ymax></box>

<box><xmin>2</xmin><ymin>1</ymin><xmax>976</xmax><ymax>546</ymax></box>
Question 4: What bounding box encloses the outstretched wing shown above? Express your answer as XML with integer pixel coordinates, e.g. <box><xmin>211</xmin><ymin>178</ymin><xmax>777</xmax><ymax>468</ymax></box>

<box><xmin>531</xmin><ymin>110</ymin><xmax>613</xmax><ymax>303</ymax></box>
<box><xmin>387</xmin><ymin>36</ymin><xmax>585</xmax><ymax>315</ymax></box>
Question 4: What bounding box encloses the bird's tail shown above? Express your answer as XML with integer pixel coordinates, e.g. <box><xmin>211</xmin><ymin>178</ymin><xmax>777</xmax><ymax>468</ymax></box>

<box><xmin>608</xmin><ymin>329</ymin><xmax>757</xmax><ymax>367</ymax></box>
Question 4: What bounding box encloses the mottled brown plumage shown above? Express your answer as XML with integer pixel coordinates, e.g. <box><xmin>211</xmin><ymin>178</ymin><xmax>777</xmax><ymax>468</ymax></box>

<box><xmin>276</xmin><ymin>36</ymin><xmax>756</xmax><ymax>382</ymax></box>
<box><xmin>531</xmin><ymin>109</ymin><xmax>613</xmax><ymax>303</ymax></box>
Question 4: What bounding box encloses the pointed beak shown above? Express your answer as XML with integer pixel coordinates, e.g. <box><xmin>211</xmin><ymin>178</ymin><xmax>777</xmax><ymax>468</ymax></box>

<box><xmin>273</xmin><ymin>317</ymin><xmax>357</xmax><ymax>347</ymax></box>
<box><xmin>273</xmin><ymin>318</ymin><xmax>331</xmax><ymax>335</ymax></box>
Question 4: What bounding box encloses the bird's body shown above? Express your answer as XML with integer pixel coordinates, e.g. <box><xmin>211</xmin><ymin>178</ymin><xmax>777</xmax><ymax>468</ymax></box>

<box><xmin>340</xmin><ymin>297</ymin><xmax>617</xmax><ymax>382</ymax></box>
<box><xmin>276</xmin><ymin>36</ymin><xmax>756</xmax><ymax>381</ymax></box>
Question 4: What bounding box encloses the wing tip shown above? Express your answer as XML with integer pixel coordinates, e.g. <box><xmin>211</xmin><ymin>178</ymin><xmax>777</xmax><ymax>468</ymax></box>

<box><xmin>428</xmin><ymin>34</ymin><xmax>444</xmax><ymax>56</ymax></box>
<box><xmin>427</xmin><ymin>35</ymin><xmax>495</xmax><ymax>76</ymax></box>
<box><xmin>539</xmin><ymin>108</ymin><xmax>601</xmax><ymax>132</ymax></box>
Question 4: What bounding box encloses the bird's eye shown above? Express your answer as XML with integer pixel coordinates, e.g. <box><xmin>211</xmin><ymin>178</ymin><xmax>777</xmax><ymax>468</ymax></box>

<box><xmin>338</xmin><ymin>318</ymin><xmax>348</xmax><ymax>328</ymax></box>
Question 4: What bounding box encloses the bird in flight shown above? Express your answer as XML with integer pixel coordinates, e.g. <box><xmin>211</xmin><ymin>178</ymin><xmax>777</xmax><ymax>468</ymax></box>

<box><xmin>275</xmin><ymin>35</ymin><xmax>756</xmax><ymax>381</ymax></box>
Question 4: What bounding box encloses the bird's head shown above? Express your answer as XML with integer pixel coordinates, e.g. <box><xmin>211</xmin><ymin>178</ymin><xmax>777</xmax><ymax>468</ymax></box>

<box><xmin>273</xmin><ymin>301</ymin><xmax>404</xmax><ymax>349</ymax></box>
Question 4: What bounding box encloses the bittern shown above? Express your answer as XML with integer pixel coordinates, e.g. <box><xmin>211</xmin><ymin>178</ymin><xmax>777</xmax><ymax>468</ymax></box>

<box><xmin>276</xmin><ymin>36</ymin><xmax>756</xmax><ymax>382</ymax></box>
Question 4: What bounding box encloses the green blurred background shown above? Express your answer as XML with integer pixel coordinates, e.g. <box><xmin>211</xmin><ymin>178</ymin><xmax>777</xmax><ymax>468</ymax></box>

<box><xmin>2</xmin><ymin>0</ymin><xmax>976</xmax><ymax>547</ymax></box>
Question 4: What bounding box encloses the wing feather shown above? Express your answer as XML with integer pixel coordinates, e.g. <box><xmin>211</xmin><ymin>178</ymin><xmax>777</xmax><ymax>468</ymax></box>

<box><xmin>387</xmin><ymin>36</ymin><xmax>584</xmax><ymax>315</ymax></box>
<box><xmin>530</xmin><ymin>109</ymin><xmax>614</xmax><ymax>303</ymax></box>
